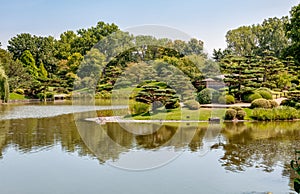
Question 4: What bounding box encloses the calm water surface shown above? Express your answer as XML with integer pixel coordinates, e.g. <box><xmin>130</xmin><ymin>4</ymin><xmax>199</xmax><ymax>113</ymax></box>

<box><xmin>0</xmin><ymin>101</ymin><xmax>299</xmax><ymax>194</ymax></box>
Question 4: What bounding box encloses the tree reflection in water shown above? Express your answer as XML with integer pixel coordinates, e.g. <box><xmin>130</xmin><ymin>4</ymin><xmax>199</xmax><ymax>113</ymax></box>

<box><xmin>0</xmin><ymin>115</ymin><xmax>300</xmax><ymax>191</ymax></box>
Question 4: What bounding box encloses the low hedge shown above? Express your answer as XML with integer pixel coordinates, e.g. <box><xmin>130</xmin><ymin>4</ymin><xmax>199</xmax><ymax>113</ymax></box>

<box><xmin>251</xmin><ymin>106</ymin><xmax>299</xmax><ymax>121</ymax></box>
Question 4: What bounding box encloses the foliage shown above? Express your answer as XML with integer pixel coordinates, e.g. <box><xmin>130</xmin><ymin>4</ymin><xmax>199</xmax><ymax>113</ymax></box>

<box><xmin>224</xmin><ymin>109</ymin><xmax>237</xmax><ymax>120</ymax></box>
<box><xmin>284</xmin><ymin>3</ymin><xmax>300</xmax><ymax>66</ymax></box>
<box><xmin>37</xmin><ymin>92</ymin><xmax>54</xmax><ymax>100</ymax></box>
<box><xmin>236</xmin><ymin>109</ymin><xmax>246</xmax><ymax>120</ymax></box>
<box><xmin>224</xmin><ymin>17</ymin><xmax>289</xmax><ymax>57</ymax></box>
<box><xmin>257</xmin><ymin>90</ymin><xmax>272</xmax><ymax>100</ymax></box>
<box><xmin>0</xmin><ymin>49</ymin><xmax>31</xmax><ymax>91</ymax></box>
<box><xmin>197</xmin><ymin>88</ymin><xmax>219</xmax><ymax>104</ymax></box>
<box><xmin>9</xmin><ymin>92</ymin><xmax>26</xmax><ymax>100</ymax></box>
<box><xmin>250</xmin><ymin>98</ymin><xmax>270</xmax><ymax>109</ymax></box>
<box><xmin>135</xmin><ymin>81</ymin><xmax>180</xmax><ymax>111</ymax></box>
<box><xmin>184</xmin><ymin>100</ymin><xmax>200</xmax><ymax>110</ymax></box>
<box><xmin>251</xmin><ymin>106</ymin><xmax>299</xmax><ymax>121</ymax></box>
<box><xmin>129</xmin><ymin>101</ymin><xmax>150</xmax><ymax>115</ymax></box>
<box><xmin>218</xmin><ymin>95</ymin><xmax>235</xmax><ymax>104</ymax></box>
<box><xmin>15</xmin><ymin>88</ymin><xmax>24</xmax><ymax>95</ymax></box>
<box><xmin>248</xmin><ymin>93</ymin><xmax>262</xmax><ymax>102</ymax></box>
<box><xmin>268</xmin><ymin>100</ymin><xmax>279</xmax><ymax>108</ymax></box>
<box><xmin>0</xmin><ymin>66</ymin><xmax>9</xmax><ymax>102</ymax></box>
<box><xmin>291</xmin><ymin>150</ymin><xmax>300</xmax><ymax>193</ymax></box>
<box><xmin>225</xmin><ymin>95</ymin><xmax>235</xmax><ymax>104</ymax></box>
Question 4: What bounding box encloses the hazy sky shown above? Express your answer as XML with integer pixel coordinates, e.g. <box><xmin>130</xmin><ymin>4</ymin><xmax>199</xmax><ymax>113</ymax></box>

<box><xmin>0</xmin><ymin>0</ymin><xmax>299</xmax><ymax>55</ymax></box>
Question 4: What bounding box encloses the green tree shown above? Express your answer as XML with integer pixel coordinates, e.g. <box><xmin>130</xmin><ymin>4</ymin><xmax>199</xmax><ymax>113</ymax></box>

<box><xmin>135</xmin><ymin>81</ymin><xmax>179</xmax><ymax>111</ymax></box>
<box><xmin>255</xmin><ymin>17</ymin><xmax>289</xmax><ymax>57</ymax></box>
<box><xmin>220</xmin><ymin>55</ymin><xmax>262</xmax><ymax>100</ymax></box>
<box><xmin>0</xmin><ymin>49</ymin><xmax>31</xmax><ymax>91</ymax></box>
<box><xmin>284</xmin><ymin>3</ymin><xmax>300</xmax><ymax>66</ymax></box>
<box><xmin>20</xmin><ymin>50</ymin><xmax>39</xmax><ymax>77</ymax></box>
<box><xmin>72</xmin><ymin>21</ymin><xmax>119</xmax><ymax>55</ymax></box>
<box><xmin>225</xmin><ymin>17</ymin><xmax>289</xmax><ymax>58</ymax></box>
<box><xmin>226</xmin><ymin>25</ymin><xmax>257</xmax><ymax>56</ymax></box>
<box><xmin>8</xmin><ymin>34</ymin><xmax>57</xmax><ymax>74</ymax></box>
<box><xmin>0</xmin><ymin>66</ymin><xmax>9</xmax><ymax>102</ymax></box>
<box><xmin>38</xmin><ymin>62</ymin><xmax>48</xmax><ymax>79</ymax></box>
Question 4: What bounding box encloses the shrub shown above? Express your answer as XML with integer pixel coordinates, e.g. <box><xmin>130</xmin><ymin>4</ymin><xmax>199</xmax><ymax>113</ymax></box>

<box><xmin>248</xmin><ymin>93</ymin><xmax>262</xmax><ymax>102</ymax></box>
<box><xmin>251</xmin><ymin>106</ymin><xmax>299</xmax><ymax>121</ymax></box>
<box><xmin>130</xmin><ymin>101</ymin><xmax>150</xmax><ymax>115</ymax></box>
<box><xmin>165</xmin><ymin>100</ymin><xmax>180</xmax><ymax>109</ymax></box>
<box><xmin>257</xmin><ymin>90</ymin><xmax>272</xmax><ymax>100</ymax></box>
<box><xmin>231</xmin><ymin>106</ymin><xmax>242</xmax><ymax>111</ymax></box>
<box><xmin>95</xmin><ymin>91</ymin><xmax>112</xmax><ymax>99</ymax></box>
<box><xmin>251</xmin><ymin>108</ymin><xmax>273</xmax><ymax>121</ymax></box>
<box><xmin>268</xmin><ymin>100</ymin><xmax>278</xmax><ymax>108</ymax></box>
<box><xmin>15</xmin><ymin>88</ymin><xmax>24</xmax><ymax>95</ymax></box>
<box><xmin>184</xmin><ymin>100</ymin><xmax>200</xmax><ymax>110</ymax></box>
<box><xmin>224</xmin><ymin>109</ymin><xmax>237</xmax><ymax>120</ymax></box>
<box><xmin>280</xmin><ymin>99</ymin><xmax>296</xmax><ymax>107</ymax></box>
<box><xmin>250</xmin><ymin>98</ymin><xmax>270</xmax><ymax>109</ymax></box>
<box><xmin>37</xmin><ymin>92</ymin><xmax>54</xmax><ymax>100</ymax></box>
<box><xmin>197</xmin><ymin>88</ymin><xmax>219</xmax><ymax>104</ymax></box>
<box><xmin>218</xmin><ymin>96</ymin><xmax>226</xmax><ymax>104</ymax></box>
<box><xmin>236</xmin><ymin>109</ymin><xmax>246</xmax><ymax>120</ymax></box>
<box><xmin>295</xmin><ymin>103</ymin><xmax>300</xmax><ymax>109</ymax></box>
<box><xmin>241</xmin><ymin>91</ymin><xmax>254</xmax><ymax>102</ymax></box>
<box><xmin>225</xmin><ymin>95</ymin><xmax>235</xmax><ymax>104</ymax></box>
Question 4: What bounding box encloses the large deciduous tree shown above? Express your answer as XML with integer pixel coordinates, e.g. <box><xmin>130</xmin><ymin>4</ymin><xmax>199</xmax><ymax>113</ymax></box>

<box><xmin>284</xmin><ymin>3</ymin><xmax>300</xmax><ymax>66</ymax></box>
<box><xmin>224</xmin><ymin>17</ymin><xmax>289</xmax><ymax>58</ymax></box>
<box><xmin>0</xmin><ymin>49</ymin><xmax>31</xmax><ymax>91</ymax></box>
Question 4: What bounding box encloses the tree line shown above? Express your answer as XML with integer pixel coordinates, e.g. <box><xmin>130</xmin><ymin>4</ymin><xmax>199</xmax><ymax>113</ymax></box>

<box><xmin>0</xmin><ymin>3</ymin><xmax>299</xmax><ymax>103</ymax></box>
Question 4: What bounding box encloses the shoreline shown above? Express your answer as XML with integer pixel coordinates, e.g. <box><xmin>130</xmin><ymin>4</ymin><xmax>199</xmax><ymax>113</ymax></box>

<box><xmin>86</xmin><ymin>116</ymin><xmax>300</xmax><ymax>125</ymax></box>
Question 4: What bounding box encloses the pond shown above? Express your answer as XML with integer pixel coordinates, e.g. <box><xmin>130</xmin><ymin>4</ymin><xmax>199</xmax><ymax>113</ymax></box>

<box><xmin>0</xmin><ymin>101</ymin><xmax>299</xmax><ymax>193</ymax></box>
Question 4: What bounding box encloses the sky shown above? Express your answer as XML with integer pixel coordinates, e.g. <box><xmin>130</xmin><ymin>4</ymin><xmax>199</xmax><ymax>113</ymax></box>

<box><xmin>0</xmin><ymin>0</ymin><xmax>299</xmax><ymax>55</ymax></box>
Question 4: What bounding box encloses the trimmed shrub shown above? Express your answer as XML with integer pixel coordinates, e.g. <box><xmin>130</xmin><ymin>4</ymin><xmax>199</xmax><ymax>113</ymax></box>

<box><xmin>231</xmin><ymin>106</ymin><xmax>242</xmax><ymax>111</ymax></box>
<box><xmin>236</xmin><ymin>110</ymin><xmax>246</xmax><ymax>120</ymax></box>
<box><xmin>184</xmin><ymin>100</ymin><xmax>200</xmax><ymax>110</ymax></box>
<box><xmin>130</xmin><ymin>102</ymin><xmax>150</xmax><ymax>115</ymax></box>
<box><xmin>257</xmin><ymin>90</ymin><xmax>272</xmax><ymax>100</ymax></box>
<box><xmin>225</xmin><ymin>95</ymin><xmax>235</xmax><ymax>104</ymax></box>
<box><xmin>268</xmin><ymin>100</ymin><xmax>278</xmax><ymax>108</ymax></box>
<box><xmin>224</xmin><ymin>109</ymin><xmax>237</xmax><ymax>120</ymax></box>
<box><xmin>15</xmin><ymin>88</ymin><xmax>24</xmax><ymax>95</ymax></box>
<box><xmin>250</xmin><ymin>98</ymin><xmax>270</xmax><ymax>109</ymax></box>
<box><xmin>248</xmin><ymin>93</ymin><xmax>262</xmax><ymax>102</ymax></box>
<box><xmin>197</xmin><ymin>88</ymin><xmax>219</xmax><ymax>104</ymax></box>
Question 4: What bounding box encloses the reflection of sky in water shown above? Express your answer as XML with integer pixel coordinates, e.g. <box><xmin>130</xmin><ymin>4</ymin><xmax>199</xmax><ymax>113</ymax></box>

<box><xmin>0</xmin><ymin>105</ymin><xmax>126</xmax><ymax>120</ymax></box>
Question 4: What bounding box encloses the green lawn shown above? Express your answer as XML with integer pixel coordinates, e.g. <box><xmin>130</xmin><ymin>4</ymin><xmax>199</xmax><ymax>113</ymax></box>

<box><xmin>9</xmin><ymin>93</ymin><xmax>28</xmax><ymax>100</ymax></box>
<box><xmin>127</xmin><ymin>107</ymin><xmax>226</xmax><ymax>121</ymax></box>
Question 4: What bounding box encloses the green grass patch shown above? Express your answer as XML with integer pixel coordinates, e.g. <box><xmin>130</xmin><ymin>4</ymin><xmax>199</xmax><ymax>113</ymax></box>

<box><xmin>9</xmin><ymin>93</ymin><xmax>28</xmax><ymax>100</ymax></box>
<box><xmin>126</xmin><ymin>107</ymin><xmax>226</xmax><ymax>121</ymax></box>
